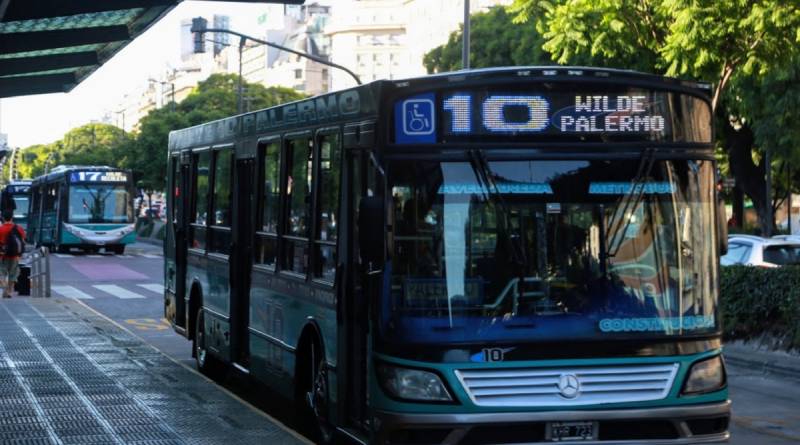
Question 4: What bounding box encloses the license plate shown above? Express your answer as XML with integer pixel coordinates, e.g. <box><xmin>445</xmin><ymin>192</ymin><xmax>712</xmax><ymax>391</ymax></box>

<box><xmin>546</xmin><ymin>421</ymin><xmax>597</xmax><ymax>442</ymax></box>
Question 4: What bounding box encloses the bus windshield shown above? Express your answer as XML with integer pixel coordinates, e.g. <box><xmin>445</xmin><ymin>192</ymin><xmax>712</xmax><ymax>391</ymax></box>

<box><xmin>387</xmin><ymin>158</ymin><xmax>718</xmax><ymax>344</ymax></box>
<box><xmin>68</xmin><ymin>184</ymin><xmax>132</xmax><ymax>224</ymax></box>
<box><xmin>12</xmin><ymin>195</ymin><xmax>29</xmax><ymax>220</ymax></box>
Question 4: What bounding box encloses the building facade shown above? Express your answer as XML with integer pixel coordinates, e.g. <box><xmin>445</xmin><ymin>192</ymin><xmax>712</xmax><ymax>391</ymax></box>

<box><xmin>327</xmin><ymin>0</ymin><xmax>511</xmax><ymax>90</ymax></box>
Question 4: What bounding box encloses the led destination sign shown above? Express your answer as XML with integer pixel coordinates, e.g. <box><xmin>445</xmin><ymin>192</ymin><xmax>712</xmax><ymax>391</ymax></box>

<box><xmin>394</xmin><ymin>89</ymin><xmax>711</xmax><ymax>143</ymax></box>
<box><xmin>70</xmin><ymin>171</ymin><xmax>128</xmax><ymax>183</ymax></box>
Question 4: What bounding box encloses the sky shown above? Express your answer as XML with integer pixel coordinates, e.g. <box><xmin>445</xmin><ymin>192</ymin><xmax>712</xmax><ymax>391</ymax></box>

<box><xmin>0</xmin><ymin>1</ymin><xmax>327</xmax><ymax>149</ymax></box>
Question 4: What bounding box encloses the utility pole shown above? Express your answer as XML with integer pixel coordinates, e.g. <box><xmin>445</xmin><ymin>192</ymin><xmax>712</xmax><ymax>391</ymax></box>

<box><xmin>462</xmin><ymin>0</ymin><xmax>470</xmax><ymax>69</ymax></box>
<box><xmin>191</xmin><ymin>17</ymin><xmax>361</xmax><ymax>85</ymax></box>
<box><xmin>766</xmin><ymin>150</ymin><xmax>773</xmax><ymax>236</ymax></box>
<box><xmin>238</xmin><ymin>36</ymin><xmax>246</xmax><ymax>115</ymax></box>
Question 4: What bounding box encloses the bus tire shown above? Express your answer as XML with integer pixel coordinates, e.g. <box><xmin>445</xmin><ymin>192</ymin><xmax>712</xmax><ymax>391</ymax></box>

<box><xmin>193</xmin><ymin>307</ymin><xmax>224</xmax><ymax>380</ymax></box>
<box><xmin>296</xmin><ymin>336</ymin><xmax>333</xmax><ymax>444</ymax></box>
<box><xmin>110</xmin><ymin>245</ymin><xmax>125</xmax><ymax>255</ymax></box>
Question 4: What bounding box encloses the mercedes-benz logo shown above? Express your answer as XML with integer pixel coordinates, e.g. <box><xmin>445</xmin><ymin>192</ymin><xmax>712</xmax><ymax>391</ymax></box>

<box><xmin>557</xmin><ymin>373</ymin><xmax>581</xmax><ymax>399</ymax></box>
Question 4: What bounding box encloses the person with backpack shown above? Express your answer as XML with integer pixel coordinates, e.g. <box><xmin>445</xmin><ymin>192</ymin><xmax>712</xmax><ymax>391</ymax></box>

<box><xmin>0</xmin><ymin>210</ymin><xmax>25</xmax><ymax>298</ymax></box>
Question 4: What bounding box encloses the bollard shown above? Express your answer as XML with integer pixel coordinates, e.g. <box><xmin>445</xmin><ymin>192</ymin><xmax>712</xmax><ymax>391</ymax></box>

<box><xmin>44</xmin><ymin>247</ymin><xmax>50</xmax><ymax>298</ymax></box>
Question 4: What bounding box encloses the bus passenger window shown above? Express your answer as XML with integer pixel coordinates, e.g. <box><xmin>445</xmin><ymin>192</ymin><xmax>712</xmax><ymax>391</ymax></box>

<box><xmin>283</xmin><ymin>138</ymin><xmax>312</xmax><ymax>274</ymax></box>
<box><xmin>212</xmin><ymin>150</ymin><xmax>232</xmax><ymax>227</ymax></box>
<box><xmin>256</xmin><ymin>142</ymin><xmax>280</xmax><ymax>269</ymax></box>
<box><xmin>190</xmin><ymin>151</ymin><xmax>211</xmax><ymax>250</ymax></box>
<box><xmin>209</xmin><ymin>150</ymin><xmax>233</xmax><ymax>255</ymax></box>
<box><xmin>314</xmin><ymin>133</ymin><xmax>341</xmax><ymax>282</ymax></box>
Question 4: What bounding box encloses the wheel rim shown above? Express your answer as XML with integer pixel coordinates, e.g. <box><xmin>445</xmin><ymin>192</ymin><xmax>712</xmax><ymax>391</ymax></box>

<box><xmin>307</xmin><ymin>344</ymin><xmax>330</xmax><ymax>441</ymax></box>
<box><xmin>311</xmin><ymin>363</ymin><xmax>328</xmax><ymax>422</ymax></box>
<box><xmin>195</xmin><ymin>311</ymin><xmax>206</xmax><ymax>367</ymax></box>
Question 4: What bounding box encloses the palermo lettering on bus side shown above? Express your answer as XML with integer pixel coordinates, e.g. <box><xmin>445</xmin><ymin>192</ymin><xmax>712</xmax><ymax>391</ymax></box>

<box><xmin>257</xmin><ymin>91</ymin><xmax>362</xmax><ymax>132</ymax></box>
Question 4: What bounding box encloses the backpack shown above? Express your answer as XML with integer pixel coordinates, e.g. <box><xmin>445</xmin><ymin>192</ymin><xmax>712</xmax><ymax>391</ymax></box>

<box><xmin>2</xmin><ymin>224</ymin><xmax>24</xmax><ymax>257</ymax></box>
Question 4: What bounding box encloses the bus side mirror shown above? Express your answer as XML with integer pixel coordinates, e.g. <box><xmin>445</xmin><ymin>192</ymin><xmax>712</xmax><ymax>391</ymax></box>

<box><xmin>358</xmin><ymin>196</ymin><xmax>384</xmax><ymax>267</ymax></box>
<box><xmin>717</xmin><ymin>197</ymin><xmax>728</xmax><ymax>256</ymax></box>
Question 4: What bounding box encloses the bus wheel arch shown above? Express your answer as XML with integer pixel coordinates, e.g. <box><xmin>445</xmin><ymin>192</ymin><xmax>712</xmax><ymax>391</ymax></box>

<box><xmin>295</xmin><ymin>321</ymin><xmax>333</xmax><ymax>443</ymax></box>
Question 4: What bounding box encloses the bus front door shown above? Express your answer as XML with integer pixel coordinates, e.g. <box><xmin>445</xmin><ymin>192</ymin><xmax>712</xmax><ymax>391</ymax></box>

<box><xmin>167</xmin><ymin>154</ymin><xmax>190</xmax><ymax>332</ymax></box>
<box><xmin>231</xmin><ymin>157</ymin><xmax>255</xmax><ymax>368</ymax></box>
<box><xmin>340</xmin><ymin>150</ymin><xmax>372</xmax><ymax>429</ymax></box>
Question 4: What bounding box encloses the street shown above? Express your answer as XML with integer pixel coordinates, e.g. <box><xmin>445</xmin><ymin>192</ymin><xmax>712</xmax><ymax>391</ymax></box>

<box><xmin>48</xmin><ymin>245</ymin><xmax>800</xmax><ymax>445</ymax></box>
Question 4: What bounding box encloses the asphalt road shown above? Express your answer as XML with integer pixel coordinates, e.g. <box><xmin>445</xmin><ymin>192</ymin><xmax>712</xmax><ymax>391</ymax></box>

<box><xmin>47</xmin><ymin>245</ymin><xmax>800</xmax><ymax>444</ymax></box>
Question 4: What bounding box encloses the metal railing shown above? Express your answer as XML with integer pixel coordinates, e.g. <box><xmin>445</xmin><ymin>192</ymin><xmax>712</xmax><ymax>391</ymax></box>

<box><xmin>24</xmin><ymin>246</ymin><xmax>50</xmax><ymax>298</ymax></box>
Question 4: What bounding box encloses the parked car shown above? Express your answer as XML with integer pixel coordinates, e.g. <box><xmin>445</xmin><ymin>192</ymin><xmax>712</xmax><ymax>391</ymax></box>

<box><xmin>722</xmin><ymin>234</ymin><xmax>800</xmax><ymax>267</ymax></box>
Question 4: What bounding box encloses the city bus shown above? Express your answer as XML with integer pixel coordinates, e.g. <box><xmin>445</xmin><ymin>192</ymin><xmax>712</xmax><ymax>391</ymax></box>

<box><xmin>2</xmin><ymin>180</ymin><xmax>32</xmax><ymax>230</ymax></box>
<box><xmin>165</xmin><ymin>67</ymin><xmax>730</xmax><ymax>444</ymax></box>
<box><xmin>28</xmin><ymin>165</ymin><xmax>136</xmax><ymax>254</ymax></box>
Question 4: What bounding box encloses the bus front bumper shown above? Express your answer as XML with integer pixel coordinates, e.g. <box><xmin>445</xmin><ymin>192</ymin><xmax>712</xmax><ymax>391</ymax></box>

<box><xmin>373</xmin><ymin>400</ymin><xmax>730</xmax><ymax>444</ymax></box>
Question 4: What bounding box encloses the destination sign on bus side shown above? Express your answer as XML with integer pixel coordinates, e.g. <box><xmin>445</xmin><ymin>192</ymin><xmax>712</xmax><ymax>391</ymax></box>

<box><xmin>70</xmin><ymin>171</ymin><xmax>128</xmax><ymax>183</ymax></box>
<box><xmin>394</xmin><ymin>89</ymin><xmax>711</xmax><ymax>143</ymax></box>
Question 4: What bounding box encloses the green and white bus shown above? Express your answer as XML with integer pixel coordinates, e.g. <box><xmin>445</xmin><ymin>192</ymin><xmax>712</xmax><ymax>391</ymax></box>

<box><xmin>28</xmin><ymin>165</ymin><xmax>136</xmax><ymax>254</ymax></box>
<box><xmin>3</xmin><ymin>180</ymin><xmax>32</xmax><ymax>230</ymax></box>
<box><xmin>165</xmin><ymin>67</ymin><xmax>729</xmax><ymax>444</ymax></box>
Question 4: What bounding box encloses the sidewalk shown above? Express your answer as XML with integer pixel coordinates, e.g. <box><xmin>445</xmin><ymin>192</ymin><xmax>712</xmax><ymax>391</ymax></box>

<box><xmin>0</xmin><ymin>297</ymin><xmax>309</xmax><ymax>445</ymax></box>
<box><xmin>724</xmin><ymin>340</ymin><xmax>800</xmax><ymax>380</ymax></box>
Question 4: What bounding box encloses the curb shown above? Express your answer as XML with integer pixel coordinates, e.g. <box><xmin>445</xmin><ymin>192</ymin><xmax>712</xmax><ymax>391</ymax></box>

<box><xmin>723</xmin><ymin>342</ymin><xmax>800</xmax><ymax>380</ymax></box>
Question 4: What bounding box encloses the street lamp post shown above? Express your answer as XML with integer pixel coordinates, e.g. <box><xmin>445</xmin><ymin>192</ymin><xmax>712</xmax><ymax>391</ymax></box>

<box><xmin>463</xmin><ymin>0</ymin><xmax>470</xmax><ymax>69</ymax></box>
<box><xmin>191</xmin><ymin>17</ymin><xmax>361</xmax><ymax>86</ymax></box>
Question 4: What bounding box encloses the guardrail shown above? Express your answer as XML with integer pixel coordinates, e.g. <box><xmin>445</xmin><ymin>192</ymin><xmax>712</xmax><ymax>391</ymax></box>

<box><xmin>24</xmin><ymin>246</ymin><xmax>50</xmax><ymax>298</ymax></box>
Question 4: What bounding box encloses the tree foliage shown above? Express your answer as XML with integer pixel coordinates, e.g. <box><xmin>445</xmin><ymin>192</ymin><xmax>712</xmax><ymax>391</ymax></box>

<box><xmin>128</xmin><ymin>74</ymin><xmax>305</xmax><ymax>190</ymax></box>
<box><xmin>423</xmin><ymin>7</ymin><xmax>552</xmax><ymax>73</ymax></box>
<box><xmin>510</xmin><ymin>0</ymin><xmax>800</xmax><ymax>233</ymax></box>
<box><xmin>14</xmin><ymin>74</ymin><xmax>306</xmax><ymax>192</ymax></box>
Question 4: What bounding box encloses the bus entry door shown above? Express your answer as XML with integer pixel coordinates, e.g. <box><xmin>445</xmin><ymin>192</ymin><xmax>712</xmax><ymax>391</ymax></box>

<box><xmin>231</xmin><ymin>157</ymin><xmax>255</xmax><ymax>367</ymax></box>
<box><xmin>340</xmin><ymin>150</ymin><xmax>373</xmax><ymax>429</ymax></box>
<box><xmin>168</xmin><ymin>154</ymin><xmax>190</xmax><ymax>331</ymax></box>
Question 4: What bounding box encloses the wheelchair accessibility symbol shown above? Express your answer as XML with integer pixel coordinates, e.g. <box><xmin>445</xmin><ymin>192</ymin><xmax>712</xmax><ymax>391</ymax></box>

<box><xmin>394</xmin><ymin>93</ymin><xmax>436</xmax><ymax>144</ymax></box>
<box><xmin>403</xmin><ymin>99</ymin><xmax>435</xmax><ymax>135</ymax></box>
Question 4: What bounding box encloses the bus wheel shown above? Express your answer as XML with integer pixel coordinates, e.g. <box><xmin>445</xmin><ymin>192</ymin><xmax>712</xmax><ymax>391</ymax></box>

<box><xmin>55</xmin><ymin>244</ymin><xmax>68</xmax><ymax>254</ymax></box>
<box><xmin>300</xmin><ymin>341</ymin><xmax>333</xmax><ymax>444</ymax></box>
<box><xmin>110</xmin><ymin>245</ymin><xmax>125</xmax><ymax>255</ymax></box>
<box><xmin>193</xmin><ymin>307</ymin><xmax>222</xmax><ymax>379</ymax></box>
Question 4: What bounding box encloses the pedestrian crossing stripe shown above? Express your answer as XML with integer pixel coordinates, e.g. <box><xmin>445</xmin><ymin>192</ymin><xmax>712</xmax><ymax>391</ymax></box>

<box><xmin>49</xmin><ymin>253</ymin><xmax>161</xmax><ymax>258</ymax></box>
<box><xmin>51</xmin><ymin>284</ymin><xmax>163</xmax><ymax>300</ymax></box>
<box><xmin>93</xmin><ymin>285</ymin><xmax>146</xmax><ymax>300</ymax></box>
<box><xmin>137</xmin><ymin>284</ymin><xmax>163</xmax><ymax>294</ymax></box>
<box><xmin>52</xmin><ymin>285</ymin><xmax>94</xmax><ymax>300</ymax></box>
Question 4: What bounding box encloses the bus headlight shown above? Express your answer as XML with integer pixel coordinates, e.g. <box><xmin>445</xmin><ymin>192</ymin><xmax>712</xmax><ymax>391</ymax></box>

<box><xmin>376</xmin><ymin>363</ymin><xmax>453</xmax><ymax>402</ymax></box>
<box><xmin>682</xmin><ymin>355</ymin><xmax>725</xmax><ymax>395</ymax></box>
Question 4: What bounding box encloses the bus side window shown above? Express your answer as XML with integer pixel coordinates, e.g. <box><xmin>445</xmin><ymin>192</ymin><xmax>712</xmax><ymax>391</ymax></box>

<box><xmin>256</xmin><ymin>141</ymin><xmax>281</xmax><ymax>269</ymax></box>
<box><xmin>209</xmin><ymin>149</ymin><xmax>233</xmax><ymax>255</ymax></box>
<box><xmin>190</xmin><ymin>151</ymin><xmax>211</xmax><ymax>250</ymax></box>
<box><xmin>314</xmin><ymin>132</ymin><xmax>341</xmax><ymax>282</ymax></box>
<box><xmin>283</xmin><ymin>137</ymin><xmax>313</xmax><ymax>274</ymax></box>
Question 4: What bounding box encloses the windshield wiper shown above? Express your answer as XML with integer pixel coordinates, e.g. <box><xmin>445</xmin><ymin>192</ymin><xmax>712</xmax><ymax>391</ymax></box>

<box><xmin>467</xmin><ymin>149</ymin><xmax>530</xmax><ymax>279</ymax></box>
<box><xmin>606</xmin><ymin>148</ymin><xmax>657</xmax><ymax>259</ymax></box>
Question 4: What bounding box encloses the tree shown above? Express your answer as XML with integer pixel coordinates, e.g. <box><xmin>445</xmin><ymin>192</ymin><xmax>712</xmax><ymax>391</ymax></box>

<box><xmin>129</xmin><ymin>73</ymin><xmax>306</xmax><ymax>192</ymax></box>
<box><xmin>423</xmin><ymin>6</ymin><xmax>552</xmax><ymax>73</ymax></box>
<box><xmin>15</xmin><ymin>124</ymin><xmax>130</xmax><ymax>180</ymax></box>
<box><xmin>510</xmin><ymin>0</ymin><xmax>800</xmax><ymax>234</ymax></box>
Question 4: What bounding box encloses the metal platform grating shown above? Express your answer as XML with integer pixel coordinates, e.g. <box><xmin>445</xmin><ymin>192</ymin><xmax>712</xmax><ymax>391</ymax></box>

<box><xmin>0</xmin><ymin>298</ymin><xmax>308</xmax><ymax>445</ymax></box>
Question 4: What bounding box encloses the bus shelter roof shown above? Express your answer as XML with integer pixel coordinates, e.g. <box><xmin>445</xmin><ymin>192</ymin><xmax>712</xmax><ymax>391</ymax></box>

<box><xmin>0</xmin><ymin>1</ymin><xmax>304</xmax><ymax>98</ymax></box>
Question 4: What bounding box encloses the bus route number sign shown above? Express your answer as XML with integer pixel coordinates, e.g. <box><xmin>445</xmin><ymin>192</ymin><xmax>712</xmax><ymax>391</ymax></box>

<box><xmin>389</xmin><ymin>88</ymin><xmax>704</xmax><ymax>144</ymax></box>
<box><xmin>70</xmin><ymin>171</ymin><xmax>128</xmax><ymax>183</ymax></box>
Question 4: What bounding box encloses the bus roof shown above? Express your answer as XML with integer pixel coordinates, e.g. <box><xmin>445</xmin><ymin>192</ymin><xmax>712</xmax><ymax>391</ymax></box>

<box><xmin>32</xmin><ymin>165</ymin><xmax>129</xmax><ymax>185</ymax></box>
<box><xmin>168</xmin><ymin>66</ymin><xmax>712</xmax><ymax>151</ymax></box>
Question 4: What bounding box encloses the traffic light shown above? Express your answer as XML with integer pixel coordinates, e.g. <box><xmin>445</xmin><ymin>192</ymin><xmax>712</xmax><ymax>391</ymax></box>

<box><xmin>191</xmin><ymin>17</ymin><xmax>208</xmax><ymax>54</ymax></box>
